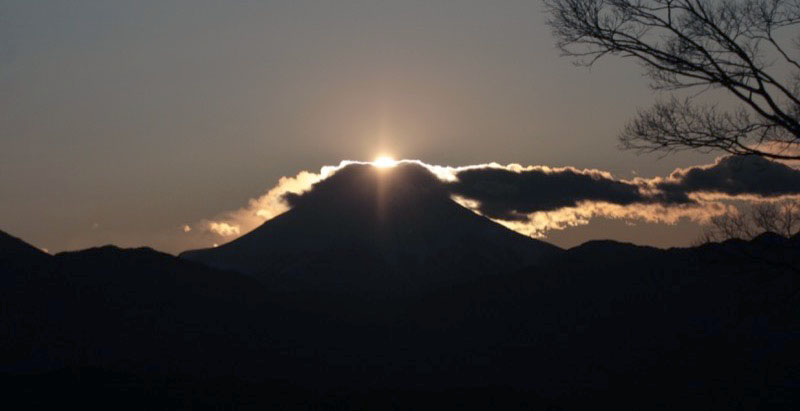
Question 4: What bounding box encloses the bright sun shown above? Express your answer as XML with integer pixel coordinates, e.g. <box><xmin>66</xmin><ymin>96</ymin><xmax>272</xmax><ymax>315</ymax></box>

<box><xmin>373</xmin><ymin>156</ymin><xmax>397</xmax><ymax>168</ymax></box>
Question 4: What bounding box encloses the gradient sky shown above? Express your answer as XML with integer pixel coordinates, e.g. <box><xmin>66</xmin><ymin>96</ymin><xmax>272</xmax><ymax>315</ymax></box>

<box><xmin>1</xmin><ymin>0</ymin><xmax>730</xmax><ymax>253</ymax></box>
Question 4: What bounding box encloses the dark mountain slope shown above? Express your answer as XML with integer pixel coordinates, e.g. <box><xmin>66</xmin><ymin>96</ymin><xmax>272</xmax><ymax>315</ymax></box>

<box><xmin>0</xmin><ymin>230</ymin><xmax>52</xmax><ymax>278</ymax></box>
<box><xmin>181</xmin><ymin>163</ymin><xmax>561</xmax><ymax>299</ymax></box>
<box><xmin>0</xmin><ymin>230</ymin><xmax>49</xmax><ymax>260</ymax></box>
<box><xmin>0</xmin><ymin>242</ymin><xmax>272</xmax><ymax>377</ymax></box>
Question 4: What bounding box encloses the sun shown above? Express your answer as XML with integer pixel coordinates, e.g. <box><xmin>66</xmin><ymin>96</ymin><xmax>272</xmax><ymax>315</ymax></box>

<box><xmin>373</xmin><ymin>155</ymin><xmax>397</xmax><ymax>168</ymax></box>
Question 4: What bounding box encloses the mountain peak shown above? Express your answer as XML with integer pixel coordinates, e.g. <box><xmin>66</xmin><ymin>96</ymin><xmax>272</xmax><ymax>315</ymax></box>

<box><xmin>181</xmin><ymin>163</ymin><xmax>561</xmax><ymax>293</ymax></box>
<box><xmin>750</xmin><ymin>231</ymin><xmax>789</xmax><ymax>246</ymax></box>
<box><xmin>284</xmin><ymin>162</ymin><xmax>450</xmax><ymax>213</ymax></box>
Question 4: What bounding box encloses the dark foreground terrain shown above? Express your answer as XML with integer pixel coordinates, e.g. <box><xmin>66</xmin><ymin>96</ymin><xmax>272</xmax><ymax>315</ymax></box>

<box><xmin>2</xmin><ymin>228</ymin><xmax>798</xmax><ymax>409</ymax></box>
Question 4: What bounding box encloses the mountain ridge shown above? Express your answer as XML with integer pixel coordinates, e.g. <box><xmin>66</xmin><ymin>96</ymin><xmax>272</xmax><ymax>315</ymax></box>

<box><xmin>180</xmin><ymin>163</ymin><xmax>562</xmax><ymax>293</ymax></box>
<box><xmin>1</xmin><ymin>226</ymin><xmax>798</xmax><ymax>407</ymax></box>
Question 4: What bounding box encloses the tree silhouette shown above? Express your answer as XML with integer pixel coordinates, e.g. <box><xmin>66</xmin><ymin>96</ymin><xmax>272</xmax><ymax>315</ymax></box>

<box><xmin>545</xmin><ymin>0</ymin><xmax>800</xmax><ymax>160</ymax></box>
<box><xmin>697</xmin><ymin>200</ymin><xmax>800</xmax><ymax>284</ymax></box>
<box><xmin>700</xmin><ymin>199</ymin><xmax>800</xmax><ymax>241</ymax></box>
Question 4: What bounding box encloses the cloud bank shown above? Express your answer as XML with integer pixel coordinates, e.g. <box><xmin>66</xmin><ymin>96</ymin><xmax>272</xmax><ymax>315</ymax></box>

<box><xmin>656</xmin><ymin>155</ymin><xmax>800</xmax><ymax>201</ymax></box>
<box><xmin>185</xmin><ymin>155</ymin><xmax>800</xmax><ymax>244</ymax></box>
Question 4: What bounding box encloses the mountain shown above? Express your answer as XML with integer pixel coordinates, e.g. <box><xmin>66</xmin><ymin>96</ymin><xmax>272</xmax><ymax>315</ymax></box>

<box><xmin>181</xmin><ymin>163</ymin><xmax>561</xmax><ymax>299</ymax></box>
<box><xmin>3</xmin><ymin>223</ymin><xmax>799</xmax><ymax>407</ymax></box>
<box><xmin>0</xmin><ymin>230</ymin><xmax>52</xmax><ymax>275</ymax></box>
<box><xmin>0</xmin><ymin>230</ymin><xmax>56</xmax><ymax>305</ymax></box>
<box><xmin>0</xmin><ymin>234</ymin><xmax>271</xmax><ymax>378</ymax></box>
<box><xmin>0</xmin><ymin>230</ymin><xmax>49</xmax><ymax>261</ymax></box>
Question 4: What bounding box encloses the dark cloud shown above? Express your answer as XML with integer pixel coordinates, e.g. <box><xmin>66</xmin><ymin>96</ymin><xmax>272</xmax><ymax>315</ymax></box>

<box><xmin>656</xmin><ymin>155</ymin><xmax>800</xmax><ymax>199</ymax></box>
<box><xmin>445</xmin><ymin>156</ymin><xmax>800</xmax><ymax>222</ymax></box>
<box><xmin>446</xmin><ymin>167</ymin><xmax>653</xmax><ymax>220</ymax></box>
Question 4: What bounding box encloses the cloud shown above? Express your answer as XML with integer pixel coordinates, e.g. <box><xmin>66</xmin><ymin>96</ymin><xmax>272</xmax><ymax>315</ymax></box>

<box><xmin>207</xmin><ymin>222</ymin><xmax>240</xmax><ymax>237</ymax></box>
<box><xmin>746</xmin><ymin>141</ymin><xmax>800</xmax><ymax>168</ymax></box>
<box><xmin>442</xmin><ymin>155</ymin><xmax>800</xmax><ymax>236</ymax></box>
<box><xmin>186</xmin><ymin>161</ymin><xmax>358</xmax><ymax>241</ymax></box>
<box><xmin>186</xmin><ymin>156</ymin><xmax>800</xmax><ymax>244</ymax></box>
<box><xmin>487</xmin><ymin>201</ymin><xmax>734</xmax><ymax>237</ymax></box>
<box><xmin>445</xmin><ymin>165</ymin><xmax>717</xmax><ymax>237</ymax></box>
<box><xmin>446</xmin><ymin>165</ymin><xmax>659</xmax><ymax>221</ymax></box>
<box><xmin>655</xmin><ymin>155</ymin><xmax>800</xmax><ymax>200</ymax></box>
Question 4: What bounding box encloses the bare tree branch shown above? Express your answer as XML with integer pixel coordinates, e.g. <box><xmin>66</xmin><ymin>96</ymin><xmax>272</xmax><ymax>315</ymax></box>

<box><xmin>545</xmin><ymin>0</ymin><xmax>800</xmax><ymax>160</ymax></box>
<box><xmin>701</xmin><ymin>198</ymin><xmax>800</xmax><ymax>241</ymax></box>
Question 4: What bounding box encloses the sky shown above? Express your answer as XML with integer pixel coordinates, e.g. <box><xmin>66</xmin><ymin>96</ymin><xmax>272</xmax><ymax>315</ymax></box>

<box><xmin>1</xmin><ymin>0</ymin><xmax>780</xmax><ymax>254</ymax></box>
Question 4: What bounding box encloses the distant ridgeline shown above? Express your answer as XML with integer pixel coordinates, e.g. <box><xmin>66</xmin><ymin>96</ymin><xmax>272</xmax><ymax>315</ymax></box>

<box><xmin>2</xmin><ymin>165</ymin><xmax>798</xmax><ymax>409</ymax></box>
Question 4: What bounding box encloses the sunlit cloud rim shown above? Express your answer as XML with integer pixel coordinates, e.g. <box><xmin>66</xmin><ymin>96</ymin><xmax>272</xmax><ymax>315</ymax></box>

<box><xmin>184</xmin><ymin>156</ymin><xmax>800</xmax><ymax>245</ymax></box>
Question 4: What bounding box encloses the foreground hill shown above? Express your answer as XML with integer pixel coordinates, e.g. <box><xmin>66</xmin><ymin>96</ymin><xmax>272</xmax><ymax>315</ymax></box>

<box><xmin>0</xmin><ymin>237</ymin><xmax>272</xmax><ymax>379</ymax></box>
<box><xmin>1</xmin><ymin>233</ymin><xmax>798</xmax><ymax>407</ymax></box>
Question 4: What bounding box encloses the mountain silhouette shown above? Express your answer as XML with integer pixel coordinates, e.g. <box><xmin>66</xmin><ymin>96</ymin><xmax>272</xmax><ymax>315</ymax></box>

<box><xmin>2</xmin><ymin>208</ymin><xmax>799</xmax><ymax>407</ymax></box>
<box><xmin>0</xmin><ymin>230</ymin><xmax>48</xmax><ymax>260</ymax></box>
<box><xmin>181</xmin><ymin>163</ymin><xmax>561</xmax><ymax>301</ymax></box>
<box><xmin>0</xmin><ymin>230</ymin><xmax>51</xmax><ymax>275</ymax></box>
<box><xmin>0</xmin><ymin>233</ymin><xmax>272</xmax><ymax>379</ymax></box>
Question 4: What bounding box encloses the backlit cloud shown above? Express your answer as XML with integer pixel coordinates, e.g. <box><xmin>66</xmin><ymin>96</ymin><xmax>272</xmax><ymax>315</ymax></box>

<box><xmin>654</xmin><ymin>155</ymin><xmax>800</xmax><ymax>201</ymax></box>
<box><xmin>207</xmin><ymin>222</ymin><xmax>240</xmax><ymax>237</ymax></box>
<box><xmin>447</xmin><ymin>165</ymin><xmax>660</xmax><ymax>221</ymax></box>
<box><xmin>186</xmin><ymin>156</ymin><xmax>800</xmax><ymax>245</ymax></box>
<box><xmin>187</xmin><ymin>161</ymin><xmax>357</xmax><ymax>242</ymax></box>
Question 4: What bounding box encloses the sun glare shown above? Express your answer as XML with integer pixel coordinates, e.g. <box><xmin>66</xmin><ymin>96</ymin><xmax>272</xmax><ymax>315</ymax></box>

<box><xmin>373</xmin><ymin>156</ymin><xmax>397</xmax><ymax>169</ymax></box>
